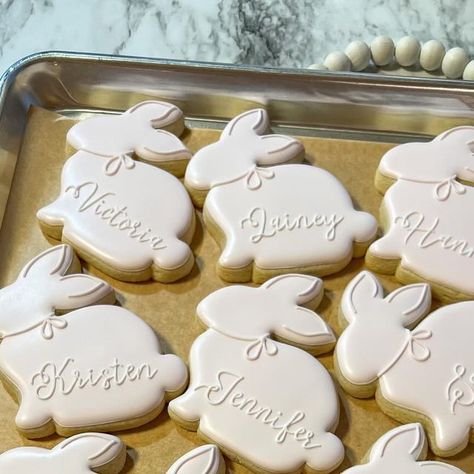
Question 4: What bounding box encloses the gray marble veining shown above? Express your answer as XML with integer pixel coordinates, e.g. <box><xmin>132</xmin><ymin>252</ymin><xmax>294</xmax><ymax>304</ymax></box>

<box><xmin>0</xmin><ymin>0</ymin><xmax>473</xmax><ymax>74</ymax></box>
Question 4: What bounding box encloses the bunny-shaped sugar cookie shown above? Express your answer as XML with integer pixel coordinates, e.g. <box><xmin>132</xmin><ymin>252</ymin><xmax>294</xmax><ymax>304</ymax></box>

<box><xmin>336</xmin><ymin>271</ymin><xmax>474</xmax><ymax>457</ymax></box>
<box><xmin>367</xmin><ymin>126</ymin><xmax>474</xmax><ymax>302</ymax></box>
<box><xmin>185</xmin><ymin>108</ymin><xmax>377</xmax><ymax>283</ymax></box>
<box><xmin>0</xmin><ymin>245</ymin><xmax>188</xmax><ymax>438</ymax></box>
<box><xmin>343</xmin><ymin>424</ymin><xmax>464</xmax><ymax>473</ymax></box>
<box><xmin>166</xmin><ymin>445</ymin><xmax>225</xmax><ymax>474</ymax></box>
<box><xmin>0</xmin><ymin>433</ymin><xmax>126</xmax><ymax>473</ymax></box>
<box><xmin>37</xmin><ymin>101</ymin><xmax>195</xmax><ymax>283</ymax></box>
<box><xmin>169</xmin><ymin>274</ymin><xmax>344</xmax><ymax>474</ymax></box>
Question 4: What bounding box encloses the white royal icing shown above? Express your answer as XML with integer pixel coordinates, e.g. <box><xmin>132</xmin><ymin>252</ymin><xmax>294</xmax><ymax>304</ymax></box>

<box><xmin>169</xmin><ymin>274</ymin><xmax>344</xmax><ymax>473</ymax></box>
<box><xmin>342</xmin><ymin>424</ymin><xmax>465</xmax><ymax>473</ymax></box>
<box><xmin>0</xmin><ymin>245</ymin><xmax>188</xmax><ymax>435</ymax></box>
<box><xmin>184</xmin><ymin>109</ymin><xmax>377</xmax><ymax>277</ymax></box>
<box><xmin>37</xmin><ymin>150</ymin><xmax>195</xmax><ymax>278</ymax></box>
<box><xmin>67</xmin><ymin>100</ymin><xmax>191</xmax><ymax>170</ymax></box>
<box><xmin>370</xmin><ymin>126</ymin><xmax>474</xmax><ymax>295</ymax></box>
<box><xmin>0</xmin><ymin>433</ymin><xmax>125</xmax><ymax>473</ymax></box>
<box><xmin>337</xmin><ymin>271</ymin><xmax>474</xmax><ymax>454</ymax></box>
<box><xmin>166</xmin><ymin>445</ymin><xmax>225</xmax><ymax>474</ymax></box>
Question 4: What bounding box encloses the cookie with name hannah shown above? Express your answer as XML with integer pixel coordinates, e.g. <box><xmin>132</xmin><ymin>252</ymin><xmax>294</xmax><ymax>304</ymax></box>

<box><xmin>367</xmin><ymin>126</ymin><xmax>474</xmax><ymax>302</ymax></box>
<box><xmin>336</xmin><ymin>271</ymin><xmax>474</xmax><ymax>457</ymax></box>
<box><xmin>342</xmin><ymin>424</ymin><xmax>464</xmax><ymax>473</ymax></box>
<box><xmin>0</xmin><ymin>244</ymin><xmax>188</xmax><ymax>438</ymax></box>
<box><xmin>185</xmin><ymin>108</ymin><xmax>377</xmax><ymax>283</ymax></box>
<box><xmin>0</xmin><ymin>433</ymin><xmax>126</xmax><ymax>473</ymax></box>
<box><xmin>169</xmin><ymin>274</ymin><xmax>344</xmax><ymax>474</ymax></box>
<box><xmin>37</xmin><ymin>101</ymin><xmax>196</xmax><ymax>283</ymax></box>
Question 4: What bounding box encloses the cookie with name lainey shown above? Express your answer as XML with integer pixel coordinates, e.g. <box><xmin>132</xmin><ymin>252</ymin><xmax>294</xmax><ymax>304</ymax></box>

<box><xmin>185</xmin><ymin>108</ymin><xmax>377</xmax><ymax>283</ymax></box>
<box><xmin>169</xmin><ymin>274</ymin><xmax>344</xmax><ymax>474</ymax></box>
<box><xmin>0</xmin><ymin>244</ymin><xmax>188</xmax><ymax>438</ymax></box>
<box><xmin>342</xmin><ymin>424</ymin><xmax>464</xmax><ymax>473</ymax></box>
<box><xmin>37</xmin><ymin>101</ymin><xmax>196</xmax><ymax>283</ymax></box>
<box><xmin>336</xmin><ymin>271</ymin><xmax>474</xmax><ymax>457</ymax></box>
<box><xmin>0</xmin><ymin>433</ymin><xmax>126</xmax><ymax>473</ymax></box>
<box><xmin>367</xmin><ymin>126</ymin><xmax>474</xmax><ymax>302</ymax></box>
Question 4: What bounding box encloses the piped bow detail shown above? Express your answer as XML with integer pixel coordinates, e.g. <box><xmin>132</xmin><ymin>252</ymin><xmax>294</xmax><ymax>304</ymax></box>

<box><xmin>104</xmin><ymin>153</ymin><xmax>136</xmax><ymax>176</ymax></box>
<box><xmin>41</xmin><ymin>315</ymin><xmax>68</xmax><ymax>340</ymax></box>
<box><xmin>245</xmin><ymin>335</ymin><xmax>278</xmax><ymax>360</ymax></box>
<box><xmin>245</xmin><ymin>166</ymin><xmax>275</xmax><ymax>190</ymax></box>
<box><xmin>434</xmin><ymin>176</ymin><xmax>466</xmax><ymax>201</ymax></box>
<box><xmin>407</xmin><ymin>329</ymin><xmax>432</xmax><ymax>361</ymax></box>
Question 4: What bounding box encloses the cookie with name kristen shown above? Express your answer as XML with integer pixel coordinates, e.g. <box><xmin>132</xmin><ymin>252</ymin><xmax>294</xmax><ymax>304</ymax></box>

<box><xmin>169</xmin><ymin>274</ymin><xmax>344</xmax><ymax>474</ymax></box>
<box><xmin>37</xmin><ymin>105</ymin><xmax>196</xmax><ymax>282</ymax></box>
<box><xmin>166</xmin><ymin>445</ymin><xmax>225</xmax><ymax>474</ymax></box>
<box><xmin>67</xmin><ymin>100</ymin><xmax>191</xmax><ymax>177</ymax></box>
<box><xmin>342</xmin><ymin>424</ymin><xmax>464</xmax><ymax>473</ymax></box>
<box><xmin>335</xmin><ymin>271</ymin><xmax>474</xmax><ymax>457</ymax></box>
<box><xmin>0</xmin><ymin>245</ymin><xmax>188</xmax><ymax>438</ymax></box>
<box><xmin>367</xmin><ymin>126</ymin><xmax>474</xmax><ymax>303</ymax></box>
<box><xmin>185</xmin><ymin>108</ymin><xmax>377</xmax><ymax>283</ymax></box>
<box><xmin>0</xmin><ymin>433</ymin><xmax>126</xmax><ymax>473</ymax></box>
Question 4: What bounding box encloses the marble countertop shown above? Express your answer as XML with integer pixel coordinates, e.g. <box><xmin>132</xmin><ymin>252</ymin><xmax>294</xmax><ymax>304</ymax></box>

<box><xmin>0</xmin><ymin>0</ymin><xmax>473</xmax><ymax>75</ymax></box>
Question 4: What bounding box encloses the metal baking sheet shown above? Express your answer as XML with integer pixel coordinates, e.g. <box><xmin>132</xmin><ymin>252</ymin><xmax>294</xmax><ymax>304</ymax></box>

<box><xmin>0</xmin><ymin>52</ymin><xmax>473</xmax><ymax>473</ymax></box>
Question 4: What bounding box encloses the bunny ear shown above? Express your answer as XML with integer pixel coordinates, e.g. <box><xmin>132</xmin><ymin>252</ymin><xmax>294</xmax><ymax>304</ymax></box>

<box><xmin>256</xmin><ymin>134</ymin><xmax>304</xmax><ymax>166</ymax></box>
<box><xmin>434</xmin><ymin>126</ymin><xmax>474</xmax><ymax>143</ymax></box>
<box><xmin>221</xmin><ymin>108</ymin><xmax>269</xmax><ymax>139</ymax></box>
<box><xmin>419</xmin><ymin>461</ymin><xmax>466</xmax><ymax>473</ymax></box>
<box><xmin>166</xmin><ymin>445</ymin><xmax>223</xmax><ymax>474</ymax></box>
<box><xmin>134</xmin><ymin>129</ymin><xmax>192</xmax><ymax>162</ymax></box>
<box><xmin>19</xmin><ymin>245</ymin><xmax>74</xmax><ymax>280</ymax></box>
<box><xmin>126</xmin><ymin>100</ymin><xmax>184</xmax><ymax>131</ymax></box>
<box><xmin>369</xmin><ymin>424</ymin><xmax>426</xmax><ymax>463</ymax></box>
<box><xmin>341</xmin><ymin>271</ymin><xmax>383</xmax><ymax>324</ymax></box>
<box><xmin>53</xmin><ymin>274</ymin><xmax>114</xmax><ymax>310</ymax></box>
<box><xmin>385</xmin><ymin>283</ymin><xmax>431</xmax><ymax>327</ymax></box>
<box><xmin>54</xmin><ymin>433</ymin><xmax>125</xmax><ymax>470</ymax></box>
<box><xmin>273</xmin><ymin>305</ymin><xmax>335</xmax><ymax>348</ymax></box>
<box><xmin>262</xmin><ymin>274</ymin><xmax>323</xmax><ymax>306</ymax></box>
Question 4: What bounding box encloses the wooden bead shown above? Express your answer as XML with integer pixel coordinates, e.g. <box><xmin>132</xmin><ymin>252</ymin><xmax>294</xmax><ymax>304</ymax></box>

<box><xmin>370</xmin><ymin>36</ymin><xmax>394</xmax><ymax>66</ymax></box>
<box><xmin>463</xmin><ymin>60</ymin><xmax>474</xmax><ymax>80</ymax></box>
<box><xmin>307</xmin><ymin>63</ymin><xmax>328</xmax><ymax>71</ymax></box>
<box><xmin>345</xmin><ymin>41</ymin><xmax>370</xmax><ymax>71</ymax></box>
<box><xmin>442</xmin><ymin>47</ymin><xmax>470</xmax><ymax>79</ymax></box>
<box><xmin>395</xmin><ymin>36</ymin><xmax>421</xmax><ymax>67</ymax></box>
<box><xmin>420</xmin><ymin>40</ymin><xmax>445</xmax><ymax>71</ymax></box>
<box><xmin>324</xmin><ymin>51</ymin><xmax>351</xmax><ymax>71</ymax></box>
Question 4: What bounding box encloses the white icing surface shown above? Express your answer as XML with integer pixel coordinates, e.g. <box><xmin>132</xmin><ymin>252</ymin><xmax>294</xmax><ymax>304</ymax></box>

<box><xmin>169</xmin><ymin>274</ymin><xmax>344</xmax><ymax>473</ymax></box>
<box><xmin>166</xmin><ymin>445</ymin><xmax>224</xmax><ymax>474</ymax></box>
<box><xmin>337</xmin><ymin>271</ymin><xmax>474</xmax><ymax>454</ymax></box>
<box><xmin>371</xmin><ymin>127</ymin><xmax>474</xmax><ymax>295</ymax></box>
<box><xmin>0</xmin><ymin>433</ymin><xmax>125</xmax><ymax>473</ymax></box>
<box><xmin>37</xmin><ymin>150</ymin><xmax>195</xmax><ymax>274</ymax></box>
<box><xmin>342</xmin><ymin>424</ymin><xmax>465</xmax><ymax>473</ymax></box>
<box><xmin>206</xmin><ymin>164</ymin><xmax>377</xmax><ymax>271</ymax></box>
<box><xmin>67</xmin><ymin>101</ymin><xmax>191</xmax><ymax>166</ymax></box>
<box><xmin>0</xmin><ymin>245</ymin><xmax>187</xmax><ymax>434</ymax></box>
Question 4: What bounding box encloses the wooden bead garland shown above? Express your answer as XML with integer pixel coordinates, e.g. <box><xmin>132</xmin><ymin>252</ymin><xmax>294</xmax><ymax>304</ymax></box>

<box><xmin>309</xmin><ymin>36</ymin><xmax>473</xmax><ymax>80</ymax></box>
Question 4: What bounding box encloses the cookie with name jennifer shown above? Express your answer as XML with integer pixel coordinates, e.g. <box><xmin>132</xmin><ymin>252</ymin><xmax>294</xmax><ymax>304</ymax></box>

<box><xmin>0</xmin><ymin>245</ymin><xmax>188</xmax><ymax>438</ymax></box>
<box><xmin>185</xmin><ymin>108</ymin><xmax>377</xmax><ymax>283</ymax></box>
<box><xmin>367</xmin><ymin>126</ymin><xmax>474</xmax><ymax>302</ymax></box>
<box><xmin>37</xmin><ymin>101</ymin><xmax>195</xmax><ymax>283</ymax></box>
<box><xmin>0</xmin><ymin>433</ymin><xmax>127</xmax><ymax>473</ymax></box>
<box><xmin>169</xmin><ymin>274</ymin><xmax>344</xmax><ymax>474</ymax></box>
